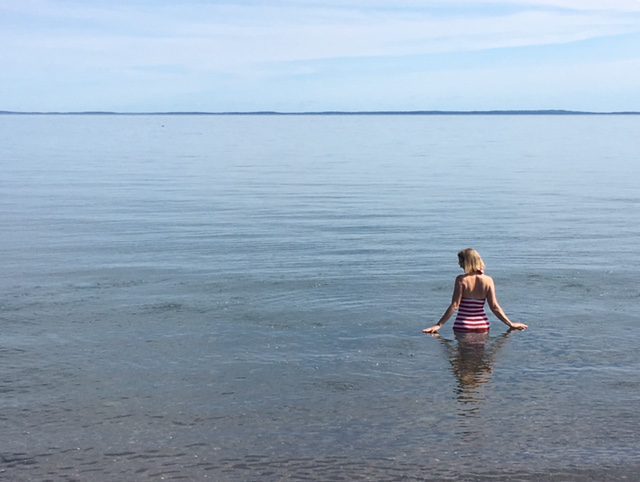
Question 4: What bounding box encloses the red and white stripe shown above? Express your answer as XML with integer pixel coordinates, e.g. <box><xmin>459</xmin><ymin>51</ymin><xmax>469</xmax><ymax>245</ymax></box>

<box><xmin>453</xmin><ymin>297</ymin><xmax>490</xmax><ymax>332</ymax></box>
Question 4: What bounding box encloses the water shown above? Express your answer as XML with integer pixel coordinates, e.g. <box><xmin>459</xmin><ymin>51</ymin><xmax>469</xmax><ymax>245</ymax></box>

<box><xmin>1</xmin><ymin>115</ymin><xmax>639</xmax><ymax>480</ymax></box>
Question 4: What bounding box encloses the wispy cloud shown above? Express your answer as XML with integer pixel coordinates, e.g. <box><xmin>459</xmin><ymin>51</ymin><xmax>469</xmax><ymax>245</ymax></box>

<box><xmin>3</xmin><ymin>1</ymin><xmax>639</xmax><ymax>71</ymax></box>
<box><xmin>1</xmin><ymin>0</ymin><xmax>639</xmax><ymax>110</ymax></box>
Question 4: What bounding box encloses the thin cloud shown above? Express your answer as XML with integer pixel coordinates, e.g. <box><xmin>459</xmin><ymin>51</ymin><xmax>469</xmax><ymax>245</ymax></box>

<box><xmin>2</xmin><ymin>2</ymin><xmax>639</xmax><ymax>72</ymax></box>
<box><xmin>2</xmin><ymin>0</ymin><xmax>640</xmax><ymax>110</ymax></box>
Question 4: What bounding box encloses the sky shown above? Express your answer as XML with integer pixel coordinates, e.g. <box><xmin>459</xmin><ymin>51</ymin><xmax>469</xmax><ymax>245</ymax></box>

<box><xmin>2</xmin><ymin>0</ymin><xmax>640</xmax><ymax>112</ymax></box>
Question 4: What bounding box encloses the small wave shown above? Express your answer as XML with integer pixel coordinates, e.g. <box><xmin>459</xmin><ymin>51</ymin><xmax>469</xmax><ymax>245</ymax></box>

<box><xmin>142</xmin><ymin>302</ymin><xmax>185</xmax><ymax>313</ymax></box>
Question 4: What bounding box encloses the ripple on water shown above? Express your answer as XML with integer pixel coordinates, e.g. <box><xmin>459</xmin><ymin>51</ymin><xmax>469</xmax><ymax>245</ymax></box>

<box><xmin>2</xmin><ymin>450</ymin><xmax>638</xmax><ymax>481</ymax></box>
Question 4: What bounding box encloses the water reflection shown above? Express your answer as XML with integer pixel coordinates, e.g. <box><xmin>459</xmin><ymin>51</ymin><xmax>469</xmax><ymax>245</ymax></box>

<box><xmin>435</xmin><ymin>331</ymin><xmax>512</xmax><ymax>406</ymax></box>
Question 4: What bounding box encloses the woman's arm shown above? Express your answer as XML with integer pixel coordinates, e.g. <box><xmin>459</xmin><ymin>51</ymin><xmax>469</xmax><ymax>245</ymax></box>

<box><xmin>486</xmin><ymin>278</ymin><xmax>528</xmax><ymax>330</ymax></box>
<box><xmin>422</xmin><ymin>277</ymin><xmax>463</xmax><ymax>334</ymax></box>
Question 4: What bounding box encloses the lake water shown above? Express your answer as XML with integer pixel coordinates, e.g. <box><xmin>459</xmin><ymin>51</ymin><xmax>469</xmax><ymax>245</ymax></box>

<box><xmin>1</xmin><ymin>115</ymin><xmax>639</xmax><ymax>480</ymax></box>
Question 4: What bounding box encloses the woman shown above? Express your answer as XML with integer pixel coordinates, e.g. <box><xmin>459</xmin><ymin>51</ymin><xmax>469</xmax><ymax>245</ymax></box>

<box><xmin>422</xmin><ymin>248</ymin><xmax>528</xmax><ymax>334</ymax></box>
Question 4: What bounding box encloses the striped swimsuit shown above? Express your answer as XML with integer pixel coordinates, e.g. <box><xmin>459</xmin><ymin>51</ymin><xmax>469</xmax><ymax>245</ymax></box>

<box><xmin>453</xmin><ymin>297</ymin><xmax>490</xmax><ymax>332</ymax></box>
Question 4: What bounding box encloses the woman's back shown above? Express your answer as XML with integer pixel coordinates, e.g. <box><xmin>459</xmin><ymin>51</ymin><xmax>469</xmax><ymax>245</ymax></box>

<box><xmin>458</xmin><ymin>273</ymin><xmax>492</xmax><ymax>300</ymax></box>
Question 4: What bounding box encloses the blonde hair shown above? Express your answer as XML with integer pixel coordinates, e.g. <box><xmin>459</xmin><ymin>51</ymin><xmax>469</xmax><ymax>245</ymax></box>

<box><xmin>458</xmin><ymin>248</ymin><xmax>485</xmax><ymax>274</ymax></box>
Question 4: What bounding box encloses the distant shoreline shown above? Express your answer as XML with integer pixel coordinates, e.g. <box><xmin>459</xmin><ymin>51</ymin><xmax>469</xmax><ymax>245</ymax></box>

<box><xmin>1</xmin><ymin>109</ymin><xmax>639</xmax><ymax>116</ymax></box>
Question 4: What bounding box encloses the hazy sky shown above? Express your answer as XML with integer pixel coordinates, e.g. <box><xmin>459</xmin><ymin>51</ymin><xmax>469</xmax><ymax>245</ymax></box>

<box><xmin>3</xmin><ymin>0</ymin><xmax>640</xmax><ymax>111</ymax></box>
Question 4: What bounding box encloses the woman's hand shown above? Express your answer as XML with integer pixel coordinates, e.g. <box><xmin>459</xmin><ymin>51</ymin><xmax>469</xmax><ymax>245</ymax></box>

<box><xmin>422</xmin><ymin>325</ymin><xmax>441</xmax><ymax>334</ymax></box>
<box><xmin>509</xmin><ymin>322</ymin><xmax>528</xmax><ymax>331</ymax></box>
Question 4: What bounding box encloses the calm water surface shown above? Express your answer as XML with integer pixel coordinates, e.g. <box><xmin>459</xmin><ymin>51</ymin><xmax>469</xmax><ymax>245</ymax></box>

<box><xmin>1</xmin><ymin>115</ymin><xmax>639</xmax><ymax>480</ymax></box>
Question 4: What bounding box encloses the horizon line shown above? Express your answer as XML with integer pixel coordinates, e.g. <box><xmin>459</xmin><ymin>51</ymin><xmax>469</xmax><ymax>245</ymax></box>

<box><xmin>1</xmin><ymin>109</ymin><xmax>640</xmax><ymax>116</ymax></box>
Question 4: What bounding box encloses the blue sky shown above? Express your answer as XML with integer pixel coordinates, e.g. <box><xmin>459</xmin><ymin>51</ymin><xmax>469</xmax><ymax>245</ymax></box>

<box><xmin>2</xmin><ymin>0</ymin><xmax>640</xmax><ymax>111</ymax></box>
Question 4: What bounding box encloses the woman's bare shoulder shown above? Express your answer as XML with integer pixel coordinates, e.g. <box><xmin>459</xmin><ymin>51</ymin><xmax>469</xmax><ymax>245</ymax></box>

<box><xmin>481</xmin><ymin>274</ymin><xmax>495</xmax><ymax>285</ymax></box>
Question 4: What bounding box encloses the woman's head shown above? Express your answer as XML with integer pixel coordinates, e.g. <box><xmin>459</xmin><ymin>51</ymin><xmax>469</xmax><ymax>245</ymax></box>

<box><xmin>458</xmin><ymin>248</ymin><xmax>485</xmax><ymax>274</ymax></box>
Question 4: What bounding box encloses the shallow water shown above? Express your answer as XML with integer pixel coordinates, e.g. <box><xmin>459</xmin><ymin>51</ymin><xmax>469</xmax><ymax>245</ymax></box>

<box><xmin>1</xmin><ymin>115</ymin><xmax>639</xmax><ymax>480</ymax></box>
